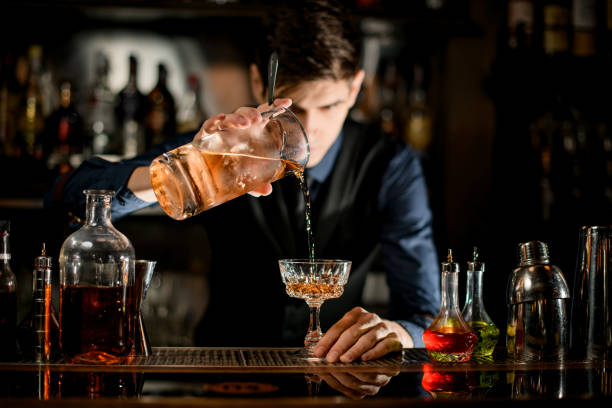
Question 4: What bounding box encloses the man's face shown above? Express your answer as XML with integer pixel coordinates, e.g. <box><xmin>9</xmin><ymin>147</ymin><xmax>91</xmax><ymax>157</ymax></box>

<box><xmin>250</xmin><ymin>66</ymin><xmax>365</xmax><ymax>168</ymax></box>
<box><xmin>282</xmin><ymin>78</ymin><xmax>356</xmax><ymax>168</ymax></box>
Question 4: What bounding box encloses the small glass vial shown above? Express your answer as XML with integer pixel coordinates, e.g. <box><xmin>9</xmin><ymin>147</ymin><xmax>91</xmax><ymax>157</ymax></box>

<box><xmin>461</xmin><ymin>247</ymin><xmax>499</xmax><ymax>356</ymax></box>
<box><xmin>423</xmin><ymin>249</ymin><xmax>477</xmax><ymax>362</ymax></box>
<box><xmin>0</xmin><ymin>220</ymin><xmax>17</xmax><ymax>361</ymax></box>
<box><xmin>33</xmin><ymin>243</ymin><xmax>53</xmax><ymax>362</ymax></box>
<box><xmin>59</xmin><ymin>190</ymin><xmax>135</xmax><ymax>364</ymax></box>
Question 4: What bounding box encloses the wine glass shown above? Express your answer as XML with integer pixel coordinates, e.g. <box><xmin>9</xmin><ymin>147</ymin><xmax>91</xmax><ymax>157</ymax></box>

<box><xmin>279</xmin><ymin>259</ymin><xmax>351</xmax><ymax>360</ymax></box>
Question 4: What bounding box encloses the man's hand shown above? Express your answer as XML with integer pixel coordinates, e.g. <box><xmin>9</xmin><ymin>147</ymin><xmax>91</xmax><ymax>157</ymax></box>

<box><xmin>197</xmin><ymin>98</ymin><xmax>292</xmax><ymax>198</ymax></box>
<box><xmin>316</xmin><ymin>369</ymin><xmax>399</xmax><ymax>399</ymax></box>
<box><xmin>313</xmin><ymin>307</ymin><xmax>413</xmax><ymax>363</ymax></box>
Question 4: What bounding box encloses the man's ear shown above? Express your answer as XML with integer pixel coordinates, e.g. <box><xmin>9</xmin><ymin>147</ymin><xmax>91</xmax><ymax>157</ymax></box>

<box><xmin>249</xmin><ymin>63</ymin><xmax>265</xmax><ymax>105</ymax></box>
<box><xmin>347</xmin><ymin>69</ymin><xmax>366</xmax><ymax>108</ymax></box>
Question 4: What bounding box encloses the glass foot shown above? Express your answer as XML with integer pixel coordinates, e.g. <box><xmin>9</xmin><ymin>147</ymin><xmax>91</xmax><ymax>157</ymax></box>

<box><xmin>290</xmin><ymin>347</ymin><xmax>324</xmax><ymax>362</ymax></box>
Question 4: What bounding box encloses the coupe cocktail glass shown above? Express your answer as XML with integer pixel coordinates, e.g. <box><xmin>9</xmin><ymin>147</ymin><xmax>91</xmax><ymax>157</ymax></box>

<box><xmin>279</xmin><ymin>259</ymin><xmax>351</xmax><ymax>359</ymax></box>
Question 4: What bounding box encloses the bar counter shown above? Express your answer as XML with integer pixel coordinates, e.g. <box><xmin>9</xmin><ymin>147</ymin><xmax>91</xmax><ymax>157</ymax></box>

<box><xmin>1</xmin><ymin>348</ymin><xmax>611</xmax><ymax>407</ymax></box>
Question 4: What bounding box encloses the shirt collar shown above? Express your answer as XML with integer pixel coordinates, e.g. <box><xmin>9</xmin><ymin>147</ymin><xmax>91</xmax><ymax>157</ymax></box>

<box><xmin>306</xmin><ymin>131</ymin><xmax>343</xmax><ymax>184</ymax></box>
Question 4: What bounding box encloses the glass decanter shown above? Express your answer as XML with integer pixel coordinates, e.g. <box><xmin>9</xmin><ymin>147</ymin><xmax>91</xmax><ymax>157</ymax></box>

<box><xmin>461</xmin><ymin>247</ymin><xmax>499</xmax><ymax>356</ymax></box>
<box><xmin>59</xmin><ymin>190</ymin><xmax>135</xmax><ymax>364</ymax></box>
<box><xmin>423</xmin><ymin>249</ymin><xmax>477</xmax><ymax>363</ymax></box>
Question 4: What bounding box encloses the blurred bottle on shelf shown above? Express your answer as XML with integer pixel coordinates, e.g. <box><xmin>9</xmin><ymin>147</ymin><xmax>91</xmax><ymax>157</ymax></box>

<box><xmin>0</xmin><ymin>54</ymin><xmax>13</xmax><ymax>156</ymax></box>
<box><xmin>86</xmin><ymin>51</ymin><xmax>117</xmax><ymax>157</ymax></box>
<box><xmin>531</xmin><ymin>0</ymin><xmax>595</xmax><ymax>225</ymax></box>
<box><xmin>572</xmin><ymin>0</ymin><xmax>597</xmax><ymax>57</ymax></box>
<box><xmin>489</xmin><ymin>0</ymin><xmax>541</xmax><ymax>237</ymax></box>
<box><xmin>377</xmin><ymin>57</ymin><xmax>403</xmax><ymax>139</ymax></box>
<box><xmin>403</xmin><ymin>63</ymin><xmax>432</xmax><ymax>156</ymax></box>
<box><xmin>144</xmin><ymin>63</ymin><xmax>176</xmax><ymax>149</ymax></box>
<box><xmin>116</xmin><ymin>54</ymin><xmax>146</xmax><ymax>157</ymax></box>
<box><xmin>542</xmin><ymin>0</ymin><xmax>571</xmax><ymax>56</ymax></box>
<box><xmin>16</xmin><ymin>45</ymin><xmax>46</xmax><ymax>159</ymax></box>
<box><xmin>177</xmin><ymin>73</ymin><xmax>205</xmax><ymax>134</ymax></box>
<box><xmin>506</xmin><ymin>0</ymin><xmax>535</xmax><ymax>50</ymax></box>
<box><xmin>45</xmin><ymin>80</ymin><xmax>84</xmax><ymax>176</ymax></box>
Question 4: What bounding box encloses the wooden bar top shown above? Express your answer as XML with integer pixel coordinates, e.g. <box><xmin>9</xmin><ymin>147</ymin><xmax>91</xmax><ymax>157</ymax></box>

<box><xmin>1</xmin><ymin>348</ymin><xmax>611</xmax><ymax>406</ymax></box>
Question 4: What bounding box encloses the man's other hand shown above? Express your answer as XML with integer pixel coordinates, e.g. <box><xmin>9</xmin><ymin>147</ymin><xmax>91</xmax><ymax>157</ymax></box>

<box><xmin>313</xmin><ymin>307</ymin><xmax>414</xmax><ymax>363</ymax></box>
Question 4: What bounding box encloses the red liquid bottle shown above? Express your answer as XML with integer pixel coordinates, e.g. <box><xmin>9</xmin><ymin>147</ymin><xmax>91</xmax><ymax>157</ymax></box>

<box><xmin>423</xmin><ymin>249</ymin><xmax>477</xmax><ymax>363</ymax></box>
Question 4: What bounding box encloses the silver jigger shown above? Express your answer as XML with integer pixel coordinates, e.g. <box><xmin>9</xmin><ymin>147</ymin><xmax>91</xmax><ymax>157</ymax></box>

<box><xmin>135</xmin><ymin>260</ymin><xmax>156</xmax><ymax>356</ymax></box>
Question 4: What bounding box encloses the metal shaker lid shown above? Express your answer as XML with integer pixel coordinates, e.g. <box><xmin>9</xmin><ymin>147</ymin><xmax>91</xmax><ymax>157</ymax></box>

<box><xmin>507</xmin><ymin>241</ymin><xmax>570</xmax><ymax>304</ymax></box>
<box><xmin>34</xmin><ymin>243</ymin><xmax>52</xmax><ymax>269</ymax></box>
<box><xmin>518</xmin><ymin>241</ymin><xmax>550</xmax><ymax>266</ymax></box>
<box><xmin>441</xmin><ymin>249</ymin><xmax>459</xmax><ymax>273</ymax></box>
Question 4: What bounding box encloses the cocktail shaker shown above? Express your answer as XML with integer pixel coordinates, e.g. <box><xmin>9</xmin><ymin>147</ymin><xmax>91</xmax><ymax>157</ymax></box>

<box><xmin>506</xmin><ymin>241</ymin><xmax>570</xmax><ymax>361</ymax></box>
<box><xmin>570</xmin><ymin>226</ymin><xmax>612</xmax><ymax>361</ymax></box>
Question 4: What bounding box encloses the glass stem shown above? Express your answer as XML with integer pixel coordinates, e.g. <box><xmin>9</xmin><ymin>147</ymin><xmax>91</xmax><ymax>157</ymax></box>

<box><xmin>305</xmin><ymin>303</ymin><xmax>322</xmax><ymax>350</ymax></box>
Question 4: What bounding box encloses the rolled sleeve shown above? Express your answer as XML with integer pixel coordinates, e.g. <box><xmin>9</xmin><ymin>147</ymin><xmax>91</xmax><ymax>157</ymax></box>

<box><xmin>44</xmin><ymin>132</ymin><xmax>195</xmax><ymax>221</ymax></box>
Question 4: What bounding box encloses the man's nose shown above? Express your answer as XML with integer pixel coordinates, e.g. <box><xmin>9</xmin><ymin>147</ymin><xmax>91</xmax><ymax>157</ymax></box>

<box><xmin>299</xmin><ymin>111</ymin><xmax>316</xmax><ymax>138</ymax></box>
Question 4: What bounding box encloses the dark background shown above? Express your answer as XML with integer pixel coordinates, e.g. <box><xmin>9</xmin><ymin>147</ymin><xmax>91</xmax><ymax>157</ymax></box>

<box><xmin>0</xmin><ymin>0</ymin><xmax>610</xmax><ymax>345</ymax></box>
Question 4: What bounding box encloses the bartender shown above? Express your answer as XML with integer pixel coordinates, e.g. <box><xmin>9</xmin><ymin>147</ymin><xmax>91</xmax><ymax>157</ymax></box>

<box><xmin>46</xmin><ymin>0</ymin><xmax>440</xmax><ymax>363</ymax></box>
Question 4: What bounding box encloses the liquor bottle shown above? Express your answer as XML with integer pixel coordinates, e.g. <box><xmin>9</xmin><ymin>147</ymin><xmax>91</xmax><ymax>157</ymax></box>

<box><xmin>45</xmin><ymin>80</ymin><xmax>83</xmax><ymax>175</ymax></box>
<box><xmin>461</xmin><ymin>247</ymin><xmax>499</xmax><ymax>356</ymax></box>
<box><xmin>377</xmin><ymin>57</ymin><xmax>402</xmax><ymax>138</ymax></box>
<box><xmin>115</xmin><ymin>54</ymin><xmax>146</xmax><ymax>157</ymax></box>
<box><xmin>87</xmin><ymin>51</ymin><xmax>117</xmax><ymax>156</ymax></box>
<box><xmin>59</xmin><ymin>190</ymin><xmax>135</xmax><ymax>364</ymax></box>
<box><xmin>16</xmin><ymin>45</ymin><xmax>45</xmax><ymax>159</ymax></box>
<box><xmin>0</xmin><ymin>220</ymin><xmax>17</xmax><ymax>361</ymax></box>
<box><xmin>403</xmin><ymin>63</ymin><xmax>432</xmax><ymax>156</ymax></box>
<box><xmin>542</xmin><ymin>0</ymin><xmax>571</xmax><ymax>56</ymax></box>
<box><xmin>507</xmin><ymin>0</ymin><xmax>535</xmax><ymax>50</ymax></box>
<box><xmin>1</xmin><ymin>52</ymin><xmax>28</xmax><ymax>157</ymax></box>
<box><xmin>423</xmin><ymin>249</ymin><xmax>477</xmax><ymax>363</ymax></box>
<box><xmin>572</xmin><ymin>0</ymin><xmax>597</xmax><ymax>57</ymax></box>
<box><xmin>144</xmin><ymin>63</ymin><xmax>176</xmax><ymax>150</ymax></box>
<box><xmin>177</xmin><ymin>74</ymin><xmax>205</xmax><ymax>134</ymax></box>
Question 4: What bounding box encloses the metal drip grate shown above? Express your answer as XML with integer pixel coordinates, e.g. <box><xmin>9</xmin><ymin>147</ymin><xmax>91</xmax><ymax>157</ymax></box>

<box><xmin>132</xmin><ymin>348</ymin><xmax>408</xmax><ymax>368</ymax></box>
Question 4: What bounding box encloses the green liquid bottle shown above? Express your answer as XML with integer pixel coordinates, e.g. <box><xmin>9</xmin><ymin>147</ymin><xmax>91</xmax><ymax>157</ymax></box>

<box><xmin>462</xmin><ymin>247</ymin><xmax>499</xmax><ymax>356</ymax></box>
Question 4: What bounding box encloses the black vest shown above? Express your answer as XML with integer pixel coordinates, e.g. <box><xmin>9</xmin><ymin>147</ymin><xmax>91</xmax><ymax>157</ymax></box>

<box><xmin>194</xmin><ymin>119</ymin><xmax>397</xmax><ymax>346</ymax></box>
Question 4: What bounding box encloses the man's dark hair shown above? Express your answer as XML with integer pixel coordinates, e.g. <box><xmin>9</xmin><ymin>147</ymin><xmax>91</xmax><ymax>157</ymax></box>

<box><xmin>254</xmin><ymin>0</ymin><xmax>362</xmax><ymax>96</ymax></box>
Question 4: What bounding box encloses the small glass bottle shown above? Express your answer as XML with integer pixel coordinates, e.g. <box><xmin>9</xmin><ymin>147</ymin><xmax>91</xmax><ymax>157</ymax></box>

<box><xmin>33</xmin><ymin>243</ymin><xmax>53</xmax><ymax>362</ymax></box>
<box><xmin>0</xmin><ymin>220</ymin><xmax>17</xmax><ymax>361</ymax></box>
<box><xmin>17</xmin><ymin>243</ymin><xmax>60</xmax><ymax>362</ymax></box>
<box><xmin>461</xmin><ymin>247</ymin><xmax>499</xmax><ymax>356</ymax></box>
<box><xmin>59</xmin><ymin>190</ymin><xmax>135</xmax><ymax>364</ymax></box>
<box><xmin>423</xmin><ymin>249</ymin><xmax>477</xmax><ymax>362</ymax></box>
